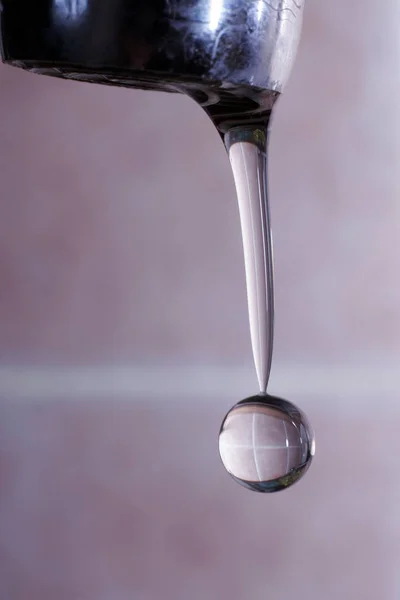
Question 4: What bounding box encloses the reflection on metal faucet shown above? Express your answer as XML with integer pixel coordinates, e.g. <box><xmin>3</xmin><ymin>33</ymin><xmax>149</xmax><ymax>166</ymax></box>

<box><xmin>209</xmin><ymin>0</ymin><xmax>224</xmax><ymax>31</ymax></box>
<box><xmin>53</xmin><ymin>0</ymin><xmax>88</xmax><ymax>22</ymax></box>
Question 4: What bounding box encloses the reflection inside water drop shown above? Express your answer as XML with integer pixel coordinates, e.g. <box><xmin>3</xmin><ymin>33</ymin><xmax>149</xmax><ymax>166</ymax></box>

<box><xmin>219</xmin><ymin>395</ymin><xmax>315</xmax><ymax>493</ymax></box>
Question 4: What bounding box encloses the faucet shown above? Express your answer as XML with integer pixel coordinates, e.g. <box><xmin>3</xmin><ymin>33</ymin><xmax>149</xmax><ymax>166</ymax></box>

<box><xmin>0</xmin><ymin>0</ymin><xmax>304</xmax><ymax>132</ymax></box>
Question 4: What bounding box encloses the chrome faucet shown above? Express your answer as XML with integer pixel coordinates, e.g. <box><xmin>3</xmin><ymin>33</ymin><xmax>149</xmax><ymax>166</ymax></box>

<box><xmin>0</xmin><ymin>0</ymin><xmax>304</xmax><ymax>130</ymax></box>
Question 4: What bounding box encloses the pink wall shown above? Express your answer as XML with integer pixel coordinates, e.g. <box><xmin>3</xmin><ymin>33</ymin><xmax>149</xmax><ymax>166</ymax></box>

<box><xmin>1</xmin><ymin>0</ymin><xmax>400</xmax><ymax>597</ymax></box>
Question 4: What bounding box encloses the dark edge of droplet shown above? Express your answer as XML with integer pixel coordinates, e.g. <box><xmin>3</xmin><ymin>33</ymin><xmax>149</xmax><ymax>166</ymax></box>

<box><xmin>231</xmin><ymin>394</ymin><xmax>305</xmax><ymax>422</ymax></box>
<box><xmin>227</xmin><ymin>456</ymin><xmax>314</xmax><ymax>493</ymax></box>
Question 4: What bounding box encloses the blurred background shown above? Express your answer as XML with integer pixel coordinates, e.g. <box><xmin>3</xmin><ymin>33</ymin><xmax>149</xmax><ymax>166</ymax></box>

<box><xmin>1</xmin><ymin>0</ymin><xmax>400</xmax><ymax>598</ymax></box>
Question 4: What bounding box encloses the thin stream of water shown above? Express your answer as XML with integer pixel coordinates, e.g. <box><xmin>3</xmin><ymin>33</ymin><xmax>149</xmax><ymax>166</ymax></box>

<box><xmin>225</xmin><ymin>126</ymin><xmax>274</xmax><ymax>393</ymax></box>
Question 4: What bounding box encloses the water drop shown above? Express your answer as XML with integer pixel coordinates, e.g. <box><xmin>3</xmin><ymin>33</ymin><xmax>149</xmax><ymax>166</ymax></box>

<box><xmin>219</xmin><ymin>394</ymin><xmax>315</xmax><ymax>492</ymax></box>
<box><xmin>206</xmin><ymin>109</ymin><xmax>315</xmax><ymax>493</ymax></box>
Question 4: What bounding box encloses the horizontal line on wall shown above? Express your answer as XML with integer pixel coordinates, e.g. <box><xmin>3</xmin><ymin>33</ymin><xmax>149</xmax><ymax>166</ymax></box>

<box><xmin>0</xmin><ymin>364</ymin><xmax>399</xmax><ymax>402</ymax></box>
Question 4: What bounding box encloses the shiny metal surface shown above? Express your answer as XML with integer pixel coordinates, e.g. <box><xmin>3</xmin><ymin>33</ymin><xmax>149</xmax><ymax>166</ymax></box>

<box><xmin>0</xmin><ymin>0</ymin><xmax>304</xmax><ymax>93</ymax></box>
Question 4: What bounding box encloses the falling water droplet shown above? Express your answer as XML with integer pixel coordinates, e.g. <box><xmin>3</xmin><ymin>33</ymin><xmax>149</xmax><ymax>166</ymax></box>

<box><xmin>219</xmin><ymin>394</ymin><xmax>315</xmax><ymax>493</ymax></box>
<box><xmin>195</xmin><ymin>85</ymin><xmax>316</xmax><ymax>493</ymax></box>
